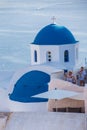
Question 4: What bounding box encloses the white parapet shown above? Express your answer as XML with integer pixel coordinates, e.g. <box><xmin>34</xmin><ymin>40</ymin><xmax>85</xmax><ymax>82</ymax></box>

<box><xmin>5</xmin><ymin>112</ymin><xmax>86</xmax><ymax>130</ymax></box>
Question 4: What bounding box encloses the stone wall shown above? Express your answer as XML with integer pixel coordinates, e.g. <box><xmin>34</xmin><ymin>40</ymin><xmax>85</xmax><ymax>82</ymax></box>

<box><xmin>84</xmin><ymin>88</ymin><xmax>87</xmax><ymax>113</ymax></box>
<box><xmin>48</xmin><ymin>99</ymin><xmax>85</xmax><ymax>112</ymax></box>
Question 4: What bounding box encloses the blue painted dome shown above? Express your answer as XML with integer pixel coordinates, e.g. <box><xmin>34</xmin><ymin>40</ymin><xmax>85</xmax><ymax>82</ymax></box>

<box><xmin>32</xmin><ymin>23</ymin><xmax>78</xmax><ymax>45</ymax></box>
<box><xmin>9</xmin><ymin>70</ymin><xmax>50</xmax><ymax>103</ymax></box>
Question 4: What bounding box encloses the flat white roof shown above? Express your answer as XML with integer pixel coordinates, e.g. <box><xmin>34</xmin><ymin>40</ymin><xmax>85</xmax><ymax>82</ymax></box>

<box><xmin>32</xmin><ymin>89</ymin><xmax>79</xmax><ymax>100</ymax></box>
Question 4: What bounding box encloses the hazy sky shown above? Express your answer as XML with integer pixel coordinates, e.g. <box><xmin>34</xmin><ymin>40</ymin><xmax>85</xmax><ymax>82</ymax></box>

<box><xmin>0</xmin><ymin>0</ymin><xmax>87</xmax><ymax>70</ymax></box>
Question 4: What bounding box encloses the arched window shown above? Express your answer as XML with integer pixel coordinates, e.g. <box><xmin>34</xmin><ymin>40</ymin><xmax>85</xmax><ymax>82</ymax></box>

<box><xmin>46</xmin><ymin>51</ymin><xmax>52</xmax><ymax>62</ymax></box>
<box><xmin>64</xmin><ymin>50</ymin><xmax>69</xmax><ymax>62</ymax></box>
<box><xmin>34</xmin><ymin>50</ymin><xmax>37</xmax><ymax>62</ymax></box>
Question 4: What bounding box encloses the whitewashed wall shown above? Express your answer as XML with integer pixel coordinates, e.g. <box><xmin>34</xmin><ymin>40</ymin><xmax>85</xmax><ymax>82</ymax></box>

<box><xmin>30</xmin><ymin>44</ymin><xmax>59</xmax><ymax>65</ymax></box>
<box><xmin>39</xmin><ymin>45</ymin><xmax>59</xmax><ymax>64</ymax></box>
<box><xmin>59</xmin><ymin>43</ymin><xmax>79</xmax><ymax>70</ymax></box>
<box><xmin>30</xmin><ymin>43</ymin><xmax>79</xmax><ymax>70</ymax></box>
<box><xmin>30</xmin><ymin>44</ymin><xmax>40</xmax><ymax>65</ymax></box>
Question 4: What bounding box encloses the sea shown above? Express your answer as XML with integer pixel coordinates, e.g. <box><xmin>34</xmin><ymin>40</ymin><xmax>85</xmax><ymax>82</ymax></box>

<box><xmin>0</xmin><ymin>0</ymin><xmax>87</xmax><ymax>71</ymax></box>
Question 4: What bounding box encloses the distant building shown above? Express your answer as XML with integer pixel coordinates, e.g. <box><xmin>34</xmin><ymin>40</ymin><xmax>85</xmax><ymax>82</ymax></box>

<box><xmin>48</xmin><ymin>78</ymin><xmax>85</xmax><ymax>113</ymax></box>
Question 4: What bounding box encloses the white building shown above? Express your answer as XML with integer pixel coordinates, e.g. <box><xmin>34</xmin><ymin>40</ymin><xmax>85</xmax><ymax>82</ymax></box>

<box><xmin>8</xmin><ymin>22</ymin><xmax>79</xmax><ymax>106</ymax></box>
<box><xmin>30</xmin><ymin>23</ymin><xmax>79</xmax><ymax>70</ymax></box>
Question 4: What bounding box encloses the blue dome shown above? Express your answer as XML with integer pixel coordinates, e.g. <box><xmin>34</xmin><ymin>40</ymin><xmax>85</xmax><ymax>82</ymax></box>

<box><xmin>9</xmin><ymin>70</ymin><xmax>50</xmax><ymax>103</ymax></box>
<box><xmin>32</xmin><ymin>24</ymin><xmax>78</xmax><ymax>45</ymax></box>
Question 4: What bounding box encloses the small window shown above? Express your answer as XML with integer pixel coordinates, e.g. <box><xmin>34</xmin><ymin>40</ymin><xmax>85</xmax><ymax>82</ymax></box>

<box><xmin>64</xmin><ymin>50</ymin><xmax>69</xmax><ymax>62</ymax></box>
<box><xmin>53</xmin><ymin>107</ymin><xmax>84</xmax><ymax>113</ymax></box>
<box><xmin>48</xmin><ymin>51</ymin><xmax>51</xmax><ymax>54</ymax></box>
<box><xmin>34</xmin><ymin>50</ymin><xmax>37</xmax><ymax>62</ymax></box>
<box><xmin>48</xmin><ymin>59</ymin><xmax>51</xmax><ymax>62</ymax></box>
<box><xmin>53</xmin><ymin>108</ymin><xmax>56</xmax><ymax>112</ymax></box>
<box><xmin>46</xmin><ymin>51</ymin><xmax>52</xmax><ymax>62</ymax></box>
<box><xmin>68</xmin><ymin>107</ymin><xmax>82</xmax><ymax>113</ymax></box>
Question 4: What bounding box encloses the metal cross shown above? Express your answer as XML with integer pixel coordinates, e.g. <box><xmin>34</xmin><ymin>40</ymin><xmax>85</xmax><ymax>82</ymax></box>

<box><xmin>51</xmin><ymin>16</ymin><xmax>56</xmax><ymax>24</ymax></box>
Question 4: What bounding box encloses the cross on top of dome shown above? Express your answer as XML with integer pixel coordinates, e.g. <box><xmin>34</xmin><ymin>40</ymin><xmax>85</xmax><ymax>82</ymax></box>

<box><xmin>51</xmin><ymin>16</ymin><xmax>56</xmax><ymax>24</ymax></box>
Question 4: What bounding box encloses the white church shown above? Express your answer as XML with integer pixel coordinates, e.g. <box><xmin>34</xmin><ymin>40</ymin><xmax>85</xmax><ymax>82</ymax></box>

<box><xmin>7</xmin><ymin>21</ymin><xmax>82</xmax><ymax>111</ymax></box>
<box><xmin>30</xmin><ymin>22</ymin><xmax>79</xmax><ymax>70</ymax></box>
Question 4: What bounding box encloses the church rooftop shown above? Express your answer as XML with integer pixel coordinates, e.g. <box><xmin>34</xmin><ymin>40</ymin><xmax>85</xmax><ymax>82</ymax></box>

<box><xmin>32</xmin><ymin>23</ymin><xmax>78</xmax><ymax>45</ymax></box>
